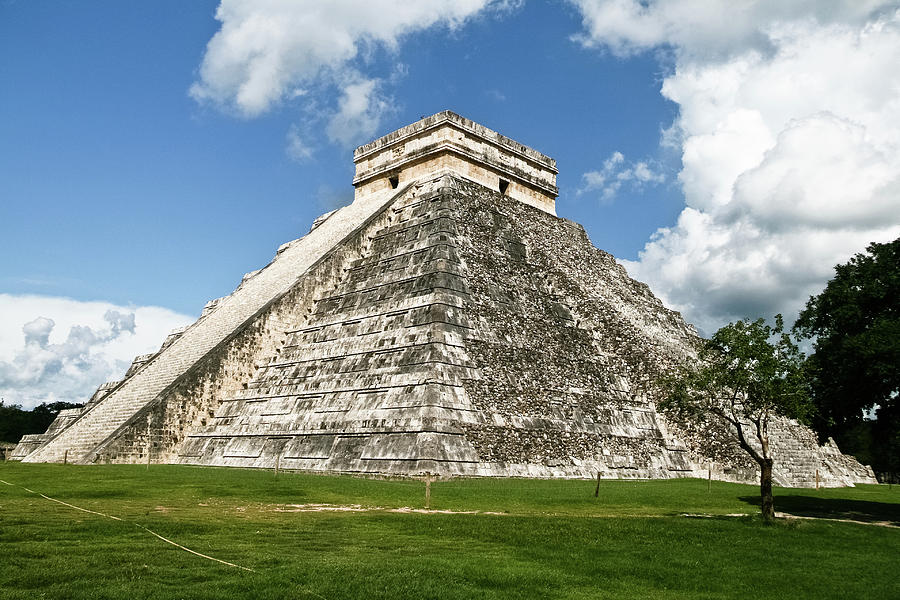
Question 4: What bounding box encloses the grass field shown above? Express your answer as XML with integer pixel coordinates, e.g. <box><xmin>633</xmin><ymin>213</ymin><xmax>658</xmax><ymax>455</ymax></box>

<box><xmin>1</xmin><ymin>463</ymin><xmax>898</xmax><ymax>599</ymax></box>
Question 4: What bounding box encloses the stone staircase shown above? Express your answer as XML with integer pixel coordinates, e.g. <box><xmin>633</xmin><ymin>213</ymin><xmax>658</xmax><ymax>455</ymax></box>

<box><xmin>23</xmin><ymin>184</ymin><xmax>409</xmax><ymax>464</ymax></box>
<box><xmin>770</xmin><ymin>419</ymin><xmax>875</xmax><ymax>487</ymax></box>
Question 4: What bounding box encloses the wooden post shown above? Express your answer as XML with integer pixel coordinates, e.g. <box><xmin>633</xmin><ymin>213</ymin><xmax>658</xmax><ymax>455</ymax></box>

<box><xmin>815</xmin><ymin>469</ymin><xmax>820</xmax><ymax>490</ymax></box>
<box><xmin>708</xmin><ymin>462</ymin><xmax>712</xmax><ymax>492</ymax></box>
<box><xmin>424</xmin><ymin>474</ymin><xmax>432</xmax><ymax>509</ymax></box>
<box><xmin>594</xmin><ymin>472</ymin><xmax>601</xmax><ymax>498</ymax></box>
<box><xmin>63</xmin><ymin>449</ymin><xmax>68</xmax><ymax>465</ymax></box>
<box><xmin>274</xmin><ymin>454</ymin><xmax>280</xmax><ymax>478</ymax></box>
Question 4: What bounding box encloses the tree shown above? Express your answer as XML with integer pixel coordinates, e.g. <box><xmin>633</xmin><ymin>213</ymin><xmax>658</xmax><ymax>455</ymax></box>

<box><xmin>794</xmin><ymin>237</ymin><xmax>899</xmax><ymax>477</ymax></box>
<box><xmin>659</xmin><ymin>316</ymin><xmax>812</xmax><ymax>521</ymax></box>
<box><xmin>0</xmin><ymin>401</ymin><xmax>83</xmax><ymax>443</ymax></box>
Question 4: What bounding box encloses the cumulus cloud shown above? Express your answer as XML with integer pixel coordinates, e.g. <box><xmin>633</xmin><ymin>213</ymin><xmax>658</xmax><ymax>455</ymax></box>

<box><xmin>570</xmin><ymin>0</ymin><xmax>893</xmax><ymax>58</ymax></box>
<box><xmin>285</xmin><ymin>124</ymin><xmax>314</xmax><ymax>163</ymax></box>
<box><xmin>571</xmin><ymin>1</ymin><xmax>900</xmax><ymax>334</ymax></box>
<box><xmin>0</xmin><ymin>295</ymin><xmax>193</xmax><ymax>410</ymax></box>
<box><xmin>580</xmin><ymin>151</ymin><xmax>665</xmax><ymax>203</ymax></box>
<box><xmin>192</xmin><ymin>0</ymin><xmax>505</xmax><ymax>150</ymax></box>
<box><xmin>325</xmin><ymin>77</ymin><xmax>391</xmax><ymax>147</ymax></box>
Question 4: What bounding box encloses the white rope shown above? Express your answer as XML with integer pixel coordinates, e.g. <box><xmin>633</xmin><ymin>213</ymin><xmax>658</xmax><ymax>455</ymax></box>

<box><xmin>132</xmin><ymin>524</ymin><xmax>255</xmax><ymax>571</ymax></box>
<box><xmin>37</xmin><ymin>492</ymin><xmax>123</xmax><ymax>520</ymax></box>
<box><xmin>0</xmin><ymin>478</ymin><xmax>255</xmax><ymax>572</ymax></box>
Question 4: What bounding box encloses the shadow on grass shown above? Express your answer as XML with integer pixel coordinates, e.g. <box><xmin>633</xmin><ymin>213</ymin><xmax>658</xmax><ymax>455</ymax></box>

<box><xmin>739</xmin><ymin>495</ymin><xmax>900</xmax><ymax>526</ymax></box>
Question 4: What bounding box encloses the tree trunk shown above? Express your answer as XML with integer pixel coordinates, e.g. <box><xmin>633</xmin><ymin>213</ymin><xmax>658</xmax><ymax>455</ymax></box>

<box><xmin>760</xmin><ymin>458</ymin><xmax>775</xmax><ymax>521</ymax></box>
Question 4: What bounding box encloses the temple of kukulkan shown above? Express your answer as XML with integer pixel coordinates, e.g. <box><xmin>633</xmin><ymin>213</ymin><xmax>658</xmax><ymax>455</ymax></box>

<box><xmin>14</xmin><ymin>111</ymin><xmax>875</xmax><ymax>487</ymax></box>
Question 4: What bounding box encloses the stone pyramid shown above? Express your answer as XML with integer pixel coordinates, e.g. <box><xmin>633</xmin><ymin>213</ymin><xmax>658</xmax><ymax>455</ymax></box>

<box><xmin>15</xmin><ymin>111</ymin><xmax>875</xmax><ymax>487</ymax></box>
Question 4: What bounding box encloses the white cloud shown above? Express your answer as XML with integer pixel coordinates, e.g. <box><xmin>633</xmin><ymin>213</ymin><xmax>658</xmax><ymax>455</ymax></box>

<box><xmin>285</xmin><ymin>124</ymin><xmax>314</xmax><ymax>162</ymax></box>
<box><xmin>570</xmin><ymin>0</ymin><xmax>893</xmax><ymax>58</ymax></box>
<box><xmin>580</xmin><ymin>151</ymin><xmax>665</xmax><ymax>203</ymax></box>
<box><xmin>191</xmin><ymin>0</ymin><xmax>504</xmax><ymax>149</ymax></box>
<box><xmin>325</xmin><ymin>77</ymin><xmax>391</xmax><ymax>147</ymax></box>
<box><xmin>0</xmin><ymin>294</ymin><xmax>193</xmax><ymax>410</ymax></box>
<box><xmin>572</xmin><ymin>1</ymin><xmax>900</xmax><ymax>334</ymax></box>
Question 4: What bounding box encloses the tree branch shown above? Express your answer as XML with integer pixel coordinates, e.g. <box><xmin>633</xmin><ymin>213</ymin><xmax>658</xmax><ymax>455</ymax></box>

<box><xmin>709</xmin><ymin>405</ymin><xmax>739</xmax><ymax>428</ymax></box>
<box><xmin>734</xmin><ymin>419</ymin><xmax>764</xmax><ymax>466</ymax></box>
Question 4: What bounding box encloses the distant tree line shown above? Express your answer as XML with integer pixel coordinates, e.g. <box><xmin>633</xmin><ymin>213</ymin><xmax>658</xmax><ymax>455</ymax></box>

<box><xmin>0</xmin><ymin>401</ymin><xmax>84</xmax><ymax>444</ymax></box>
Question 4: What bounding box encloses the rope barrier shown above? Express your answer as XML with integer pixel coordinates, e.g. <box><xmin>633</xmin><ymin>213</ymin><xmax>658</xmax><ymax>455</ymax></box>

<box><xmin>0</xmin><ymin>478</ymin><xmax>255</xmax><ymax>572</ymax></box>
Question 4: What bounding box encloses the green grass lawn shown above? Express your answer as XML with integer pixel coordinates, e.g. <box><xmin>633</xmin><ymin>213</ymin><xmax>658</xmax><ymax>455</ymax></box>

<box><xmin>1</xmin><ymin>463</ymin><xmax>897</xmax><ymax>599</ymax></box>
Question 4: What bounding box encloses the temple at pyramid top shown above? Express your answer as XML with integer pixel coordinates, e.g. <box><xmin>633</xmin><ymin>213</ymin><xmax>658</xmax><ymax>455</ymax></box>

<box><xmin>353</xmin><ymin>110</ymin><xmax>559</xmax><ymax>215</ymax></box>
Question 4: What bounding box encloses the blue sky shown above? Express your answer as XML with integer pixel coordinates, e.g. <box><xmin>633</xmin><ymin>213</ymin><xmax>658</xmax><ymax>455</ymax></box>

<box><xmin>2</xmin><ymin>1</ymin><xmax>899</xmax><ymax>408</ymax></box>
<box><xmin>1</xmin><ymin>1</ymin><xmax>679</xmax><ymax>313</ymax></box>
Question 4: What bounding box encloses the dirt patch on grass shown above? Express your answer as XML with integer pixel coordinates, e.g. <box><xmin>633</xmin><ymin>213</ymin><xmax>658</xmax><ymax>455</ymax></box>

<box><xmin>682</xmin><ymin>511</ymin><xmax>899</xmax><ymax>528</ymax></box>
<box><xmin>271</xmin><ymin>503</ymin><xmax>505</xmax><ymax>515</ymax></box>
<box><xmin>777</xmin><ymin>511</ymin><xmax>900</xmax><ymax>528</ymax></box>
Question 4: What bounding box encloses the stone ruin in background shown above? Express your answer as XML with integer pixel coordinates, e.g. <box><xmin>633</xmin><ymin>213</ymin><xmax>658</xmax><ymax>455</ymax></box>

<box><xmin>12</xmin><ymin>111</ymin><xmax>876</xmax><ymax>487</ymax></box>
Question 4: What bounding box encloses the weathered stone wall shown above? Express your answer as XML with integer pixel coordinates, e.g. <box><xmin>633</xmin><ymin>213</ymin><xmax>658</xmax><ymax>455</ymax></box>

<box><xmin>445</xmin><ymin>178</ymin><xmax>872</xmax><ymax>486</ymax></box>
<box><xmin>8</xmin><ymin>436</ymin><xmax>45</xmax><ymax>461</ymax></box>
<box><xmin>77</xmin><ymin>173</ymin><xmax>871</xmax><ymax>486</ymax></box>
<box><xmin>353</xmin><ymin>111</ymin><xmax>558</xmax><ymax>214</ymax></box>
<box><xmin>92</xmin><ymin>208</ymin><xmax>385</xmax><ymax>464</ymax></box>
<box><xmin>177</xmin><ymin>176</ymin><xmax>484</xmax><ymax>474</ymax></box>
<box><xmin>22</xmin><ymin>182</ymin><xmax>406</xmax><ymax>464</ymax></box>
<box><xmin>449</xmin><ymin>178</ymin><xmax>696</xmax><ymax>478</ymax></box>
<box><xmin>15</xmin><ymin>119</ymin><xmax>876</xmax><ymax>487</ymax></box>
<box><xmin>168</xmin><ymin>176</ymin><xmax>695</xmax><ymax>479</ymax></box>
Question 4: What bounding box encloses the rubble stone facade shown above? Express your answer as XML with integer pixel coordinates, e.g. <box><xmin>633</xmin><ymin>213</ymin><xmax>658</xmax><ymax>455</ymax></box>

<box><xmin>15</xmin><ymin>112</ymin><xmax>875</xmax><ymax>487</ymax></box>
